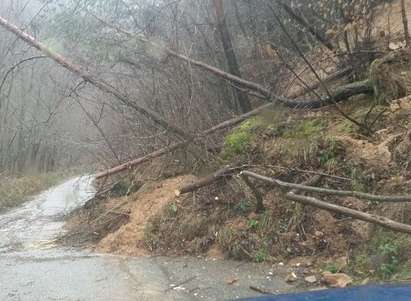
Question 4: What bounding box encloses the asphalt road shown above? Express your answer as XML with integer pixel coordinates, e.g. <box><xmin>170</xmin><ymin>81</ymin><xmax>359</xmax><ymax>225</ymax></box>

<box><xmin>0</xmin><ymin>176</ymin><xmax>292</xmax><ymax>301</ymax></box>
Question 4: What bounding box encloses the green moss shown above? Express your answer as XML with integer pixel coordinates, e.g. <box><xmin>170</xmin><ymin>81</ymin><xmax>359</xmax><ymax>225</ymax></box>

<box><xmin>222</xmin><ymin>117</ymin><xmax>264</xmax><ymax>159</ymax></box>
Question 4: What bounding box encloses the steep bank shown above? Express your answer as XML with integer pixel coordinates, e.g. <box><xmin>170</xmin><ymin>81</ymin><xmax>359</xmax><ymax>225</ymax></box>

<box><xmin>62</xmin><ymin>92</ymin><xmax>411</xmax><ymax>284</ymax></box>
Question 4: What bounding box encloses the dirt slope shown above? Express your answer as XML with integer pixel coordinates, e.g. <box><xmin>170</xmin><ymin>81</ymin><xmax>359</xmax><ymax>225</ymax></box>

<box><xmin>96</xmin><ymin>175</ymin><xmax>196</xmax><ymax>256</ymax></box>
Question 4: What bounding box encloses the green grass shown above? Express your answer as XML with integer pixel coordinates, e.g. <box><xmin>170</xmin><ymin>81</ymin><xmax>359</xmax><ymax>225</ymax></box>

<box><xmin>222</xmin><ymin>117</ymin><xmax>264</xmax><ymax>159</ymax></box>
<box><xmin>0</xmin><ymin>171</ymin><xmax>75</xmax><ymax>211</ymax></box>
<box><xmin>350</xmin><ymin>229</ymin><xmax>411</xmax><ymax>281</ymax></box>
<box><xmin>281</xmin><ymin>118</ymin><xmax>327</xmax><ymax>139</ymax></box>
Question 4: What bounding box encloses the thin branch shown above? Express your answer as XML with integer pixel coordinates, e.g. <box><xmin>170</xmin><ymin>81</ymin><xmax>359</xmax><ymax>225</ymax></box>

<box><xmin>241</xmin><ymin>171</ymin><xmax>411</xmax><ymax>203</ymax></box>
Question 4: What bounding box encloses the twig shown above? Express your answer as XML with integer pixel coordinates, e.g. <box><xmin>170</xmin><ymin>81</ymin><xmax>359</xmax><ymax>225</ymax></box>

<box><xmin>249</xmin><ymin>286</ymin><xmax>275</xmax><ymax>295</ymax></box>
<box><xmin>166</xmin><ymin>276</ymin><xmax>197</xmax><ymax>292</ymax></box>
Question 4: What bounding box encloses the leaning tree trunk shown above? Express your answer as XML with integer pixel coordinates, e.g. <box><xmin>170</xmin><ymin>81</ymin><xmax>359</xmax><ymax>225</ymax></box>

<box><xmin>0</xmin><ymin>16</ymin><xmax>190</xmax><ymax>141</ymax></box>
<box><xmin>212</xmin><ymin>0</ymin><xmax>251</xmax><ymax>113</ymax></box>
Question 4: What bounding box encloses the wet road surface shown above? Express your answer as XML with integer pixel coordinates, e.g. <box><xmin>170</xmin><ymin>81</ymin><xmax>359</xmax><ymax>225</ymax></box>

<box><xmin>0</xmin><ymin>176</ymin><xmax>292</xmax><ymax>300</ymax></box>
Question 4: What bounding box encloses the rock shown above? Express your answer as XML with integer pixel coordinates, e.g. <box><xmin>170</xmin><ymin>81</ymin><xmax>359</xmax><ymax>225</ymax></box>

<box><xmin>322</xmin><ymin>272</ymin><xmax>352</xmax><ymax>288</ymax></box>
<box><xmin>226</xmin><ymin>277</ymin><xmax>238</xmax><ymax>285</ymax></box>
<box><xmin>304</xmin><ymin>275</ymin><xmax>317</xmax><ymax>284</ymax></box>
<box><xmin>285</xmin><ymin>272</ymin><xmax>298</xmax><ymax>283</ymax></box>
<box><xmin>314</xmin><ymin>231</ymin><xmax>324</xmax><ymax>238</ymax></box>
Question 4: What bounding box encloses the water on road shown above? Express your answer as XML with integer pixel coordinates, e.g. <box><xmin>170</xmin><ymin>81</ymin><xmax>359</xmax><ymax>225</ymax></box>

<box><xmin>0</xmin><ymin>176</ymin><xmax>291</xmax><ymax>301</ymax></box>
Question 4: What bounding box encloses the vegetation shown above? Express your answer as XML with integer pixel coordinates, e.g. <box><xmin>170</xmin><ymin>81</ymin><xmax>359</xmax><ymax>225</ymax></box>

<box><xmin>0</xmin><ymin>172</ymin><xmax>71</xmax><ymax>211</ymax></box>
<box><xmin>222</xmin><ymin>117</ymin><xmax>264</xmax><ymax>159</ymax></box>
<box><xmin>1</xmin><ymin>0</ymin><xmax>411</xmax><ymax>288</ymax></box>
<box><xmin>351</xmin><ymin>229</ymin><xmax>411</xmax><ymax>281</ymax></box>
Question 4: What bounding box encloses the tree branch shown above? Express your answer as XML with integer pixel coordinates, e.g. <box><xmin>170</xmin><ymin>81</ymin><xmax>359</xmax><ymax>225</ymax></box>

<box><xmin>241</xmin><ymin>171</ymin><xmax>411</xmax><ymax>203</ymax></box>
<box><xmin>0</xmin><ymin>15</ymin><xmax>191</xmax><ymax>141</ymax></box>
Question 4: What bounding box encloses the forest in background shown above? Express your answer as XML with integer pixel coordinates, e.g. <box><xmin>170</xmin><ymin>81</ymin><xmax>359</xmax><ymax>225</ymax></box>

<box><xmin>0</xmin><ymin>0</ymin><xmax>396</xmax><ymax>175</ymax></box>
<box><xmin>2</xmin><ymin>0</ymin><xmax>411</xmax><ymax>285</ymax></box>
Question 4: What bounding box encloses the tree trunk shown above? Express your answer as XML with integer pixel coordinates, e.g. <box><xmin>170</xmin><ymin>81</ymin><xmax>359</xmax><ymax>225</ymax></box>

<box><xmin>175</xmin><ymin>166</ymin><xmax>236</xmax><ymax>196</ymax></box>
<box><xmin>213</xmin><ymin>0</ymin><xmax>251</xmax><ymax>113</ymax></box>
<box><xmin>0</xmin><ymin>15</ymin><xmax>190</xmax><ymax>141</ymax></box>
<box><xmin>95</xmin><ymin>102</ymin><xmax>275</xmax><ymax>179</ymax></box>
<box><xmin>241</xmin><ymin>171</ymin><xmax>411</xmax><ymax>234</ymax></box>
<box><xmin>401</xmin><ymin>0</ymin><xmax>410</xmax><ymax>47</ymax></box>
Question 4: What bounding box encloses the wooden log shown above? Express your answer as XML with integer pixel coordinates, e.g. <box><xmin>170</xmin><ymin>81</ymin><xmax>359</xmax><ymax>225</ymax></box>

<box><xmin>241</xmin><ymin>171</ymin><xmax>411</xmax><ymax>202</ymax></box>
<box><xmin>95</xmin><ymin>102</ymin><xmax>274</xmax><ymax>179</ymax></box>
<box><xmin>286</xmin><ymin>192</ymin><xmax>411</xmax><ymax>234</ymax></box>
<box><xmin>96</xmin><ymin>141</ymin><xmax>187</xmax><ymax>179</ymax></box>
<box><xmin>175</xmin><ymin>166</ymin><xmax>239</xmax><ymax>196</ymax></box>
<box><xmin>168</xmin><ymin>49</ymin><xmax>373</xmax><ymax>109</ymax></box>
<box><xmin>241</xmin><ymin>171</ymin><xmax>411</xmax><ymax>234</ymax></box>
<box><xmin>93</xmin><ymin>16</ymin><xmax>372</xmax><ymax>109</ymax></box>
<box><xmin>286</xmin><ymin>67</ymin><xmax>352</xmax><ymax>99</ymax></box>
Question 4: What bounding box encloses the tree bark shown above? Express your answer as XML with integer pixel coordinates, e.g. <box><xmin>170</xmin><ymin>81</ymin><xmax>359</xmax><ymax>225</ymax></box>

<box><xmin>401</xmin><ymin>0</ymin><xmax>410</xmax><ymax>47</ymax></box>
<box><xmin>240</xmin><ymin>173</ymin><xmax>265</xmax><ymax>213</ymax></box>
<box><xmin>241</xmin><ymin>171</ymin><xmax>411</xmax><ymax>202</ymax></box>
<box><xmin>212</xmin><ymin>0</ymin><xmax>251</xmax><ymax>113</ymax></box>
<box><xmin>286</xmin><ymin>192</ymin><xmax>411</xmax><ymax>234</ymax></box>
<box><xmin>175</xmin><ymin>166</ymin><xmax>238</xmax><ymax>196</ymax></box>
<box><xmin>0</xmin><ymin>15</ymin><xmax>190</xmax><ymax>140</ymax></box>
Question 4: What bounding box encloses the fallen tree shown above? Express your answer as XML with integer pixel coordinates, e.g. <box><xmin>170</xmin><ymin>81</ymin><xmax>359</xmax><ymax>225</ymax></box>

<box><xmin>241</xmin><ymin>171</ymin><xmax>411</xmax><ymax>234</ymax></box>
<box><xmin>174</xmin><ymin>166</ymin><xmax>240</xmax><ymax>196</ymax></box>
<box><xmin>174</xmin><ymin>168</ymin><xmax>411</xmax><ymax>233</ymax></box>
<box><xmin>0</xmin><ymin>15</ymin><xmax>376</xmax><ymax>179</ymax></box>
<box><xmin>93</xmin><ymin>72</ymin><xmax>372</xmax><ymax>178</ymax></box>
<box><xmin>0</xmin><ymin>15</ymin><xmax>190</xmax><ymax>140</ymax></box>
<box><xmin>166</xmin><ymin>49</ymin><xmax>373</xmax><ymax>109</ymax></box>
<box><xmin>95</xmin><ymin>102</ymin><xmax>275</xmax><ymax>179</ymax></box>
<box><xmin>241</xmin><ymin>171</ymin><xmax>411</xmax><ymax>203</ymax></box>
<box><xmin>94</xmin><ymin>15</ymin><xmax>374</xmax><ymax>109</ymax></box>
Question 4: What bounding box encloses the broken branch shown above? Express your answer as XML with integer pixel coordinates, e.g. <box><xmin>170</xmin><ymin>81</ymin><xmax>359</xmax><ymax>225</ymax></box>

<box><xmin>286</xmin><ymin>192</ymin><xmax>411</xmax><ymax>234</ymax></box>
<box><xmin>241</xmin><ymin>171</ymin><xmax>411</xmax><ymax>234</ymax></box>
<box><xmin>175</xmin><ymin>166</ymin><xmax>242</xmax><ymax>196</ymax></box>
<box><xmin>95</xmin><ymin>102</ymin><xmax>274</xmax><ymax>179</ymax></box>
<box><xmin>241</xmin><ymin>171</ymin><xmax>411</xmax><ymax>203</ymax></box>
